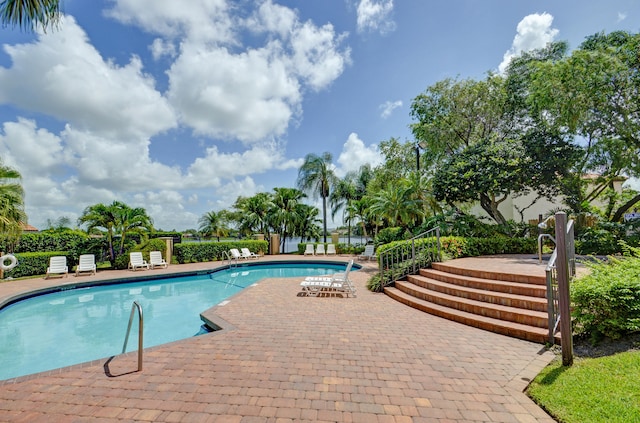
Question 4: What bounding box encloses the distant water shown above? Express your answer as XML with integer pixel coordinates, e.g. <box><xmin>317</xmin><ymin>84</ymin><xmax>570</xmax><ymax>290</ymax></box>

<box><xmin>183</xmin><ymin>236</ymin><xmax>371</xmax><ymax>253</ymax></box>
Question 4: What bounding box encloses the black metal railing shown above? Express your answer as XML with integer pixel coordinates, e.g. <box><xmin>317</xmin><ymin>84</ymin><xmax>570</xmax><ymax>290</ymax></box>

<box><xmin>379</xmin><ymin>227</ymin><xmax>441</xmax><ymax>289</ymax></box>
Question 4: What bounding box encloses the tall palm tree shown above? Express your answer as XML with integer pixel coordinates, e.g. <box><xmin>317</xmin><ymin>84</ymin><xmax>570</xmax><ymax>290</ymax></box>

<box><xmin>0</xmin><ymin>161</ymin><xmax>27</xmax><ymax>243</ymax></box>
<box><xmin>330</xmin><ymin>176</ymin><xmax>357</xmax><ymax>245</ymax></box>
<box><xmin>198</xmin><ymin>210</ymin><xmax>229</xmax><ymax>241</ymax></box>
<box><xmin>0</xmin><ymin>0</ymin><xmax>61</xmax><ymax>32</ymax></box>
<box><xmin>297</xmin><ymin>152</ymin><xmax>337</xmax><ymax>243</ymax></box>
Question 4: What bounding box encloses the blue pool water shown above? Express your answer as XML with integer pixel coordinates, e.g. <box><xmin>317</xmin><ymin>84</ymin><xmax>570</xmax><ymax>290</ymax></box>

<box><xmin>0</xmin><ymin>262</ymin><xmax>352</xmax><ymax>380</ymax></box>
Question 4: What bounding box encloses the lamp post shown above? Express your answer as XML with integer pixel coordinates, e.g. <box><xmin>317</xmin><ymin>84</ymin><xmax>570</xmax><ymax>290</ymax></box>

<box><xmin>415</xmin><ymin>141</ymin><xmax>427</xmax><ymax>172</ymax></box>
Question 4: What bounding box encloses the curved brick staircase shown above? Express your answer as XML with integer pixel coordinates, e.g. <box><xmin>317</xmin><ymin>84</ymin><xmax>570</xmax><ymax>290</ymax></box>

<box><xmin>384</xmin><ymin>260</ymin><xmax>556</xmax><ymax>344</ymax></box>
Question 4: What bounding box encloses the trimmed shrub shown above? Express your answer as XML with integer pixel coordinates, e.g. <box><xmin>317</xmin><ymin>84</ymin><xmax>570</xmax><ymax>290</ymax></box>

<box><xmin>2</xmin><ymin>251</ymin><xmax>72</xmax><ymax>279</ymax></box>
<box><xmin>174</xmin><ymin>240</ymin><xmax>268</xmax><ymax>264</ymax></box>
<box><xmin>571</xmin><ymin>246</ymin><xmax>640</xmax><ymax>342</ymax></box>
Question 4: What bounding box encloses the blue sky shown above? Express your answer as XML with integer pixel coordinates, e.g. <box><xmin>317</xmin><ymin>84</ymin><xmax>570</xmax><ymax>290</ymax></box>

<box><xmin>1</xmin><ymin>0</ymin><xmax>639</xmax><ymax>231</ymax></box>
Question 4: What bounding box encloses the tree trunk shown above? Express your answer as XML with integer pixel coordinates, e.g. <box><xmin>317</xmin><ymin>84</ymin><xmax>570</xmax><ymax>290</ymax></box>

<box><xmin>612</xmin><ymin>193</ymin><xmax>640</xmax><ymax>222</ymax></box>
<box><xmin>479</xmin><ymin>193</ymin><xmax>508</xmax><ymax>227</ymax></box>
<box><xmin>322</xmin><ymin>196</ymin><xmax>327</xmax><ymax>243</ymax></box>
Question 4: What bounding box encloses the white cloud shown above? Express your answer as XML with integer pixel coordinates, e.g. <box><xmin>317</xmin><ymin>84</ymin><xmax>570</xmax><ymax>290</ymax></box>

<box><xmin>105</xmin><ymin>0</ymin><xmax>234</xmax><ymax>44</ymax></box>
<box><xmin>150</xmin><ymin>38</ymin><xmax>177</xmax><ymax>60</ymax></box>
<box><xmin>0</xmin><ymin>16</ymin><xmax>177</xmax><ymax>139</ymax></box>
<box><xmin>356</xmin><ymin>0</ymin><xmax>396</xmax><ymax>34</ymax></box>
<box><xmin>0</xmin><ymin>3</ymin><xmax>352</xmax><ymax>231</ymax></box>
<box><xmin>617</xmin><ymin>12</ymin><xmax>628</xmax><ymax>22</ymax></box>
<box><xmin>335</xmin><ymin>132</ymin><xmax>382</xmax><ymax>177</ymax></box>
<box><xmin>498</xmin><ymin>12</ymin><xmax>559</xmax><ymax>74</ymax></box>
<box><xmin>379</xmin><ymin>100</ymin><xmax>402</xmax><ymax>119</ymax></box>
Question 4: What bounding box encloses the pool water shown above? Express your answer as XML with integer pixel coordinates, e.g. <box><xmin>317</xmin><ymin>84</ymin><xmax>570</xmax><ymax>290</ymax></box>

<box><xmin>0</xmin><ymin>262</ymin><xmax>351</xmax><ymax>381</ymax></box>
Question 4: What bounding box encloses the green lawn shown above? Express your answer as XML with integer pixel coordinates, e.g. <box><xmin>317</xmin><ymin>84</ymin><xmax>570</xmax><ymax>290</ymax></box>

<box><xmin>528</xmin><ymin>350</ymin><xmax>640</xmax><ymax>423</ymax></box>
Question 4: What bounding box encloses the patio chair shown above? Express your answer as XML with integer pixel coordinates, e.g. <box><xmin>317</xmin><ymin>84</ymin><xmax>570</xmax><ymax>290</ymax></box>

<box><xmin>149</xmin><ymin>251</ymin><xmax>168</xmax><ymax>269</ymax></box>
<box><xmin>46</xmin><ymin>256</ymin><xmax>68</xmax><ymax>279</ymax></box>
<box><xmin>229</xmin><ymin>248</ymin><xmax>245</xmax><ymax>260</ymax></box>
<box><xmin>315</xmin><ymin>243</ymin><xmax>326</xmax><ymax>255</ymax></box>
<box><xmin>241</xmin><ymin>248</ymin><xmax>259</xmax><ymax>259</ymax></box>
<box><xmin>326</xmin><ymin>244</ymin><xmax>336</xmax><ymax>255</ymax></box>
<box><xmin>358</xmin><ymin>244</ymin><xmax>376</xmax><ymax>261</ymax></box>
<box><xmin>303</xmin><ymin>244</ymin><xmax>314</xmax><ymax>255</ymax></box>
<box><xmin>75</xmin><ymin>254</ymin><xmax>96</xmax><ymax>276</ymax></box>
<box><xmin>128</xmin><ymin>252</ymin><xmax>149</xmax><ymax>271</ymax></box>
<box><xmin>299</xmin><ymin>260</ymin><xmax>356</xmax><ymax>297</ymax></box>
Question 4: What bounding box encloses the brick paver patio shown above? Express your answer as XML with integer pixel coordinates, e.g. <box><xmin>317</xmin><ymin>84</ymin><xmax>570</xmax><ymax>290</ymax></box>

<box><xmin>0</xmin><ymin>255</ymin><xmax>556</xmax><ymax>422</ymax></box>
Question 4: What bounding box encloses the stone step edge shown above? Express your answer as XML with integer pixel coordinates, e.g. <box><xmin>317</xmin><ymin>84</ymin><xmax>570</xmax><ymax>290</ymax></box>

<box><xmin>419</xmin><ymin>268</ymin><xmax>547</xmax><ymax>298</ymax></box>
<box><xmin>385</xmin><ymin>286</ymin><xmax>551</xmax><ymax>344</ymax></box>
<box><xmin>432</xmin><ymin>262</ymin><xmax>546</xmax><ymax>285</ymax></box>
<box><xmin>395</xmin><ymin>280</ymin><xmax>548</xmax><ymax>328</ymax></box>
<box><xmin>406</xmin><ymin>274</ymin><xmax>548</xmax><ymax>312</ymax></box>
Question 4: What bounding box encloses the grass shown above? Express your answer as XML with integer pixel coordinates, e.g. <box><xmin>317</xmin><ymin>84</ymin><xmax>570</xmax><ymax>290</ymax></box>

<box><xmin>527</xmin><ymin>350</ymin><xmax>640</xmax><ymax>422</ymax></box>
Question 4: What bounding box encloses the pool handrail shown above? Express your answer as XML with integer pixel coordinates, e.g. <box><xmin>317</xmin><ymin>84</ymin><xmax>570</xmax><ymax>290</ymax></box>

<box><xmin>122</xmin><ymin>301</ymin><xmax>144</xmax><ymax>372</ymax></box>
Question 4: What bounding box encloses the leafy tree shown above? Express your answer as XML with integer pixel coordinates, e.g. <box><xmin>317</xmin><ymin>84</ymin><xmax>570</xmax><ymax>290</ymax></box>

<box><xmin>0</xmin><ymin>160</ymin><xmax>26</xmax><ymax>244</ymax></box>
<box><xmin>198</xmin><ymin>210</ymin><xmax>229</xmax><ymax>241</ymax></box>
<box><xmin>297</xmin><ymin>152</ymin><xmax>337</xmax><ymax>242</ymax></box>
<box><xmin>431</xmin><ymin>138</ymin><xmax>530</xmax><ymax>226</ymax></box>
<box><xmin>0</xmin><ymin>0</ymin><xmax>61</xmax><ymax>32</ymax></box>
<box><xmin>528</xmin><ymin>31</ymin><xmax>640</xmax><ymax>220</ymax></box>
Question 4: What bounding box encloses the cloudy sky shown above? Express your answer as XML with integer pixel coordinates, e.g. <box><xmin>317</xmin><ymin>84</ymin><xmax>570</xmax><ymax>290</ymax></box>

<box><xmin>1</xmin><ymin>0</ymin><xmax>638</xmax><ymax>231</ymax></box>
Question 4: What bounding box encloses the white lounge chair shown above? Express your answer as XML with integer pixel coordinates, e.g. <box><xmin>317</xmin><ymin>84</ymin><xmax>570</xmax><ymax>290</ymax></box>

<box><xmin>358</xmin><ymin>245</ymin><xmax>376</xmax><ymax>261</ymax></box>
<box><xmin>149</xmin><ymin>251</ymin><xmax>168</xmax><ymax>269</ymax></box>
<box><xmin>230</xmin><ymin>248</ymin><xmax>245</xmax><ymax>260</ymax></box>
<box><xmin>128</xmin><ymin>252</ymin><xmax>149</xmax><ymax>271</ymax></box>
<box><xmin>326</xmin><ymin>244</ymin><xmax>336</xmax><ymax>255</ymax></box>
<box><xmin>315</xmin><ymin>243</ymin><xmax>326</xmax><ymax>255</ymax></box>
<box><xmin>303</xmin><ymin>244</ymin><xmax>314</xmax><ymax>255</ymax></box>
<box><xmin>300</xmin><ymin>260</ymin><xmax>356</xmax><ymax>297</ymax></box>
<box><xmin>75</xmin><ymin>254</ymin><xmax>96</xmax><ymax>276</ymax></box>
<box><xmin>241</xmin><ymin>248</ymin><xmax>259</xmax><ymax>259</ymax></box>
<box><xmin>46</xmin><ymin>256</ymin><xmax>68</xmax><ymax>279</ymax></box>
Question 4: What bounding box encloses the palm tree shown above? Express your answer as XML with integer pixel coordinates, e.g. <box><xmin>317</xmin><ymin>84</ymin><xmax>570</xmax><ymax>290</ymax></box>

<box><xmin>294</xmin><ymin>204</ymin><xmax>322</xmax><ymax>241</ymax></box>
<box><xmin>116</xmin><ymin>205</ymin><xmax>154</xmax><ymax>254</ymax></box>
<box><xmin>297</xmin><ymin>152</ymin><xmax>337</xmax><ymax>243</ymax></box>
<box><xmin>198</xmin><ymin>210</ymin><xmax>229</xmax><ymax>241</ymax></box>
<box><xmin>78</xmin><ymin>202</ymin><xmax>119</xmax><ymax>261</ymax></box>
<box><xmin>270</xmin><ymin>187</ymin><xmax>305</xmax><ymax>253</ymax></box>
<box><xmin>234</xmin><ymin>193</ymin><xmax>273</xmax><ymax>237</ymax></box>
<box><xmin>368</xmin><ymin>181</ymin><xmax>420</xmax><ymax>228</ymax></box>
<box><xmin>330</xmin><ymin>176</ymin><xmax>357</xmax><ymax>245</ymax></box>
<box><xmin>0</xmin><ymin>161</ymin><xmax>27</xmax><ymax>243</ymax></box>
<box><xmin>0</xmin><ymin>0</ymin><xmax>61</xmax><ymax>32</ymax></box>
<box><xmin>78</xmin><ymin>201</ymin><xmax>153</xmax><ymax>261</ymax></box>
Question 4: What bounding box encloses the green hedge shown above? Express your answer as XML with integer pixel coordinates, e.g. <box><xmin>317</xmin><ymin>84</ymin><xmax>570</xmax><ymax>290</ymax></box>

<box><xmin>296</xmin><ymin>242</ymin><xmax>362</xmax><ymax>255</ymax></box>
<box><xmin>571</xmin><ymin>250</ymin><xmax>640</xmax><ymax>342</ymax></box>
<box><xmin>2</xmin><ymin>251</ymin><xmax>72</xmax><ymax>279</ymax></box>
<box><xmin>174</xmin><ymin>240</ymin><xmax>268</xmax><ymax>264</ymax></box>
<box><xmin>112</xmin><ymin>238</ymin><xmax>171</xmax><ymax>270</ymax></box>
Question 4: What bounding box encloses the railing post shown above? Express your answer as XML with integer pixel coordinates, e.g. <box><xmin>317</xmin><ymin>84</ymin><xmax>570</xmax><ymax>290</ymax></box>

<box><xmin>555</xmin><ymin>212</ymin><xmax>573</xmax><ymax>366</ymax></box>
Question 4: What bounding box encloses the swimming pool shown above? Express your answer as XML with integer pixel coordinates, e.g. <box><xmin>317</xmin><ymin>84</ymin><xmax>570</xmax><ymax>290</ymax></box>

<box><xmin>0</xmin><ymin>261</ymin><xmax>354</xmax><ymax>381</ymax></box>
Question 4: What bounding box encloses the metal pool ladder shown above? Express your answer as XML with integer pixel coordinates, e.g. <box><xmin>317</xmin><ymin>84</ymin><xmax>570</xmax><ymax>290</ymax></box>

<box><xmin>122</xmin><ymin>301</ymin><xmax>144</xmax><ymax>371</ymax></box>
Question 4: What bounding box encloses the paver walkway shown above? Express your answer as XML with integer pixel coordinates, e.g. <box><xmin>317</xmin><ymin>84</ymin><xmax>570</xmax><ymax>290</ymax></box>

<box><xmin>0</xmin><ymin>255</ymin><xmax>556</xmax><ymax>422</ymax></box>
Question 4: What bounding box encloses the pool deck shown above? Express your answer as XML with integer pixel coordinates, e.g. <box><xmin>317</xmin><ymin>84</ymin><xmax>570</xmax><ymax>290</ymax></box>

<box><xmin>0</xmin><ymin>254</ymin><xmax>556</xmax><ymax>422</ymax></box>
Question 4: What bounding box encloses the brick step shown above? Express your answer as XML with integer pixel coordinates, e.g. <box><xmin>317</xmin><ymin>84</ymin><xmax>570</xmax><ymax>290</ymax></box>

<box><xmin>431</xmin><ymin>262</ymin><xmax>546</xmax><ymax>285</ymax></box>
<box><xmin>384</xmin><ymin>286</ymin><xmax>552</xmax><ymax>344</ymax></box>
<box><xmin>418</xmin><ymin>268</ymin><xmax>547</xmax><ymax>299</ymax></box>
<box><xmin>394</xmin><ymin>280</ymin><xmax>548</xmax><ymax>328</ymax></box>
